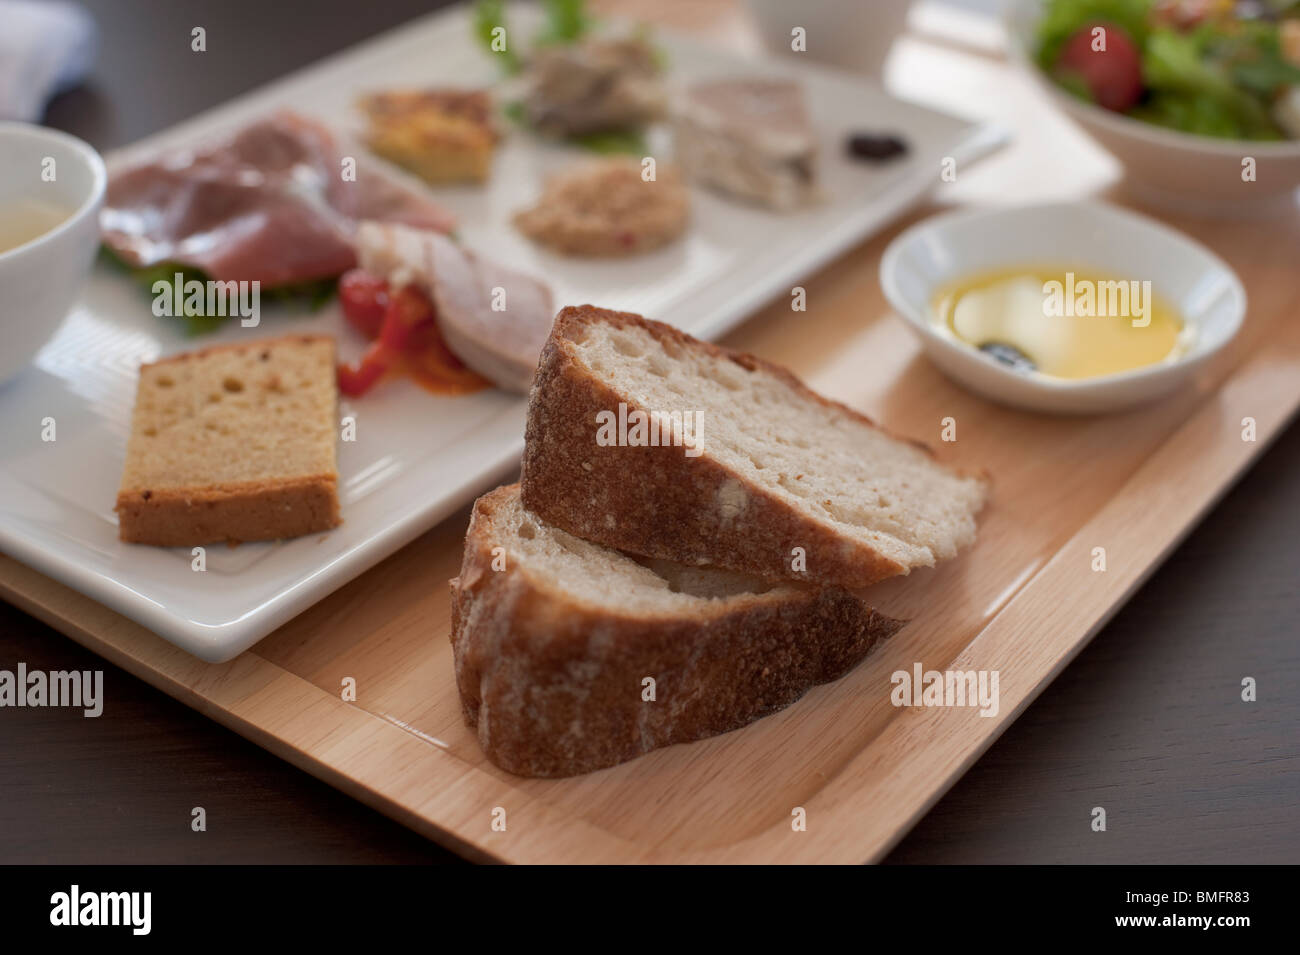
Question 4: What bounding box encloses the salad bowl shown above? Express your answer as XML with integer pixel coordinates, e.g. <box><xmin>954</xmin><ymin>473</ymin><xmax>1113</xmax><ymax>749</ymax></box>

<box><xmin>1005</xmin><ymin>0</ymin><xmax>1300</xmax><ymax>209</ymax></box>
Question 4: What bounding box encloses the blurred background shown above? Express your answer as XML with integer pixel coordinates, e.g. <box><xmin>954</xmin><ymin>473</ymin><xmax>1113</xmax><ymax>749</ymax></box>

<box><xmin>21</xmin><ymin>0</ymin><xmax>999</xmax><ymax>148</ymax></box>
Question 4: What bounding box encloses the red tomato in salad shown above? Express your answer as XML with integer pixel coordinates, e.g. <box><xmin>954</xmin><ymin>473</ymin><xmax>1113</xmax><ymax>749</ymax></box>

<box><xmin>1056</xmin><ymin>22</ymin><xmax>1144</xmax><ymax>113</ymax></box>
<box><xmin>338</xmin><ymin>269</ymin><xmax>390</xmax><ymax>339</ymax></box>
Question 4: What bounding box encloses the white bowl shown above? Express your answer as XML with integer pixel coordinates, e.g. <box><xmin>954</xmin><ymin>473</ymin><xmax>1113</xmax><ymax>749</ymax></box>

<box><xmin>0</xmin><ymin>122</ymin><xmax>106</xmax><ymax>384</ymax></box>
<box><xmin>879</xmin><ymin>201</ymin><xmax>1246</xmax><ymax>414</ymax></box>
<box><xmin>1004</xmin><ymin>0</ymin><xmax>1300</xmax><ymax>209</ymax></box>
<box><xmin>744</xmin><ymin>0</ymin><xmax>913</xmax><ymax>80</ymax></box>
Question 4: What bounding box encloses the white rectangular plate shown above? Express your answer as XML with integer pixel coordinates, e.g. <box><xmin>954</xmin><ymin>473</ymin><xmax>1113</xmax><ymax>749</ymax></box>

<box><xmin>0</xmin><ymin>5</ymin><xmax>1004</xmax><ymax>662</ymax></box>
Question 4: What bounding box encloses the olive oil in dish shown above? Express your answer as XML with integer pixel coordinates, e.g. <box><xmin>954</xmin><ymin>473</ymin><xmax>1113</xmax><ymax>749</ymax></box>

<box><xmin>0</xmin><ymin>198</ymin><xmax>74</xmax><ymax>254</ymax></box>
<box><xmin>932</xmin><ymin>265</ymin><xmax>1189</xmax><ymax>380</ymax></box>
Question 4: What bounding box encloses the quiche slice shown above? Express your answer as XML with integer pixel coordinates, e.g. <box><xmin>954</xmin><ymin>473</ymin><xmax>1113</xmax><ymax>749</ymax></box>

<box><xmin>359</xmin><ymin>89</ymin><xmax>498</xmax><ymax>185</ymax></box>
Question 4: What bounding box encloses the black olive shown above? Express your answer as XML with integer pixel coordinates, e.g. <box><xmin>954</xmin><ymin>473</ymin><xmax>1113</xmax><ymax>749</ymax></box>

<box><xmin>846</xmin><ymin>132</ymin><xmax>909</xmax><ymax>161</ymax></box>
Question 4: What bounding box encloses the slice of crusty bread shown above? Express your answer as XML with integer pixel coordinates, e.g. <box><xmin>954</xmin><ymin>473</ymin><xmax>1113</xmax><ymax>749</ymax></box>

<box><xmin>521</xmin><ymin>306</ymin><xmax>988</xmax><ymax>589</ymax></box>
<box><xmin>451</xmin><ymin>484</ymin><xmax>903</xmax><ymax>778</ymax></box>
<box><xmin>115</xmin><ymin>335</ymin><xmax>341</xmax><ymax>547</ymax></box>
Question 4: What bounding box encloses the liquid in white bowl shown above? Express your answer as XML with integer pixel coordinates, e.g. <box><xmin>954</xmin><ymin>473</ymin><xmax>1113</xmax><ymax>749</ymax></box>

<box><xmin>0</xmin><ymin>197</ymin><xmax>74</xmax><ymax>254</ymax></box>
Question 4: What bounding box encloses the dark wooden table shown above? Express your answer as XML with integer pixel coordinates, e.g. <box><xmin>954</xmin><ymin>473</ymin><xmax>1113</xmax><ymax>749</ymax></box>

<box><xmin>3</xmin><ymin>0</ymin><xmax>1296</xmax><ymax>865</ymax></box>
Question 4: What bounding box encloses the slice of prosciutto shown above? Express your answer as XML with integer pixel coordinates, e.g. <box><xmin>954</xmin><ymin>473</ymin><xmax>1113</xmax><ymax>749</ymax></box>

<box><xmin>356</xmin><ymin>221</ymin><xmax>555</xmax><ymax>393</ymax></box>
<box><xmin>101</xmin><ymin>112</ymin><xmax>455</xmax><ymax>288</ymax></box>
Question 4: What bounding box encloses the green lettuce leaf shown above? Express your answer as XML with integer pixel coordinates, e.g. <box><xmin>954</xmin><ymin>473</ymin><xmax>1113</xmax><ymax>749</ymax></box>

<box><xmin>1142</xmin><ymin>28</ymin><xmax>1279</xmax><ymax>138</ymax></box>
<box><xmin>99</xmin><ymin>246</ymin><xmax>337</xmax><ymax>337</ymax></box>
<box><xmin>472</xmin><ymin>0</ymin><xmax>522</xmax><ymax>73</ymax></box>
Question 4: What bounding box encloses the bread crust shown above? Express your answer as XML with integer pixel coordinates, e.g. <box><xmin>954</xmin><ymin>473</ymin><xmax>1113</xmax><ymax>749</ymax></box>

<box><xmin>520</xmin><ymin>305</ymin><xmax>987</xmax><ymax>589</ymax></box>
<box><xmin>139</xmin><ymin>334</ymin><xmax>335</xmax><ymax>369</ymax></box>
<box><xmin>116</xmin><ymin>475</ymin><xmax>340</xmax><ymax>546</ymax></box>
<box><xmin>451</xmin><ymin>485</ymin><xmax>904</xmax><ymax>778</ymax></box>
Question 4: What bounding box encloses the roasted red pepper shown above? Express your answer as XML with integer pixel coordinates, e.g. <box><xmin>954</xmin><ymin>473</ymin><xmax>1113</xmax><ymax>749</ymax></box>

<box><xmin>336</xmin><ymin>272</ymin><xmax>489</xmax><ymax>397</ymax></box>
<box><xmin>338</xmin><ymin>269</ymin><xmax>390</xmax><ymax>339</ymax></box>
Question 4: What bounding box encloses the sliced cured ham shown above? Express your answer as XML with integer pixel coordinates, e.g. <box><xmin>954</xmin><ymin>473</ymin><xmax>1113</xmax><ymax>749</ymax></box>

<box><xmin>101</xmin><ymin>112</ymin><xmax>455</xmax><ymax>288</ymax></box>
<box><xmin>356</xmin><ymin>221</ymin><xmax>555</xmax><ymax>393</ymax></box>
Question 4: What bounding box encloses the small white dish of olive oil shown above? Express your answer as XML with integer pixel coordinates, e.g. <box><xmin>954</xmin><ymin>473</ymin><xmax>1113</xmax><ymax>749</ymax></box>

<box><xmin>880</xmin><ymin>201</ymin><xmax>1246</xmax><ymax>414</ymax></box>
<box><xmin>0</xmin><ymin>121</ymin><xmax>106</xmax><ymax>384</ymax></box>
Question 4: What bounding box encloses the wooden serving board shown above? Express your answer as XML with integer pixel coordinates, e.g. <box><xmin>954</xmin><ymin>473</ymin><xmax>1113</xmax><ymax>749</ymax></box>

<box><xmin>3</xmin><ymin>6</ymin><xmax>1298</xmax><ymax>863</ymax></box>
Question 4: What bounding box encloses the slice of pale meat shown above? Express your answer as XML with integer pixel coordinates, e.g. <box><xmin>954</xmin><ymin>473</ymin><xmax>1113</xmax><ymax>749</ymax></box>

<box><xmin>101</xmin><ymin>112</ymin><xmax>456</xmax><ymax>288</ymax></box>
<box><xmin>681</xmin><ymin>78</ymin><xmax>815</xmax><ymax>156</ymax></box>
<box><xmin>356</xmin><ymin>221</ymin><xmax>555</xmax><ymax>393</ymax></box>
<box><xmin>673</xmin><ymin>78</ymin><xmax>818</xmax><ymax>209</ymax></box>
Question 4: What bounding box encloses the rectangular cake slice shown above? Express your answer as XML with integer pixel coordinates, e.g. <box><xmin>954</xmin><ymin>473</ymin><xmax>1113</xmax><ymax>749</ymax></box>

<box><xmin>115</xmin><ymin>336</ymin><xmax>341</xmax><ymax>547</ymax></box>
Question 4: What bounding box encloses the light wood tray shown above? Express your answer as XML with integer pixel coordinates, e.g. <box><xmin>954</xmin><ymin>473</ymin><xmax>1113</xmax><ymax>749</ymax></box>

<box><xmin>3</xmin><ymin>13</ymin><xmax>1298</xmax><ymax>863</ymax></box>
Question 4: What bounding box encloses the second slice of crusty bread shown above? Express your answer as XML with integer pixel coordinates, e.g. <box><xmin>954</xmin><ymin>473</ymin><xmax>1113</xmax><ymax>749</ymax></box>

<box><xmin>115</xmin><ymin>336</ymin><xmax>340</xmax><ymax>547</ymax></box>
<box><xmin>521</xmin><ymin>306</ymin><xmax>988</xmax><ymax>590</ymax></box>
<box><xmin>451</xmin><ymin>484</ymin><xmax>903</xmax><ymax>777</ymax></box>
